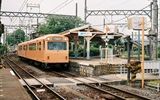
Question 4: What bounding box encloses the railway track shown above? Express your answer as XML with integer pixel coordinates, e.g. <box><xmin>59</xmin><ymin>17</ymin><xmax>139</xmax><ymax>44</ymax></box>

<box><xmin>5</xmin><ymin>55</ymin><xmax>152</xmax><ymax>99</ymax></box>
<box><xmin>52</xmin><ymin>71</ymin><xmax>151</xmax><ymax>100</ymax></box>
<box><xmin>90</xmin><ymin>83</ymin><xmax>151</xmax><ymax>100</ymax></box>
<box><xmin>50</xmin><ymin>71</ymin><xmax>78</xmax><ymax>77</ymax></box>
<box><xmin>4</xmin><ymin>57</ymin><xmax>66</xmax><ymax>100</ymax></box>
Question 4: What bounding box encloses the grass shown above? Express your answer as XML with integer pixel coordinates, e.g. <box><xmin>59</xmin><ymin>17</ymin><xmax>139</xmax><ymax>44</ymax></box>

<box><xmin>147</xmin><ymin>80</ymin><xmax>160</xmax><ymax>86</ymax></box>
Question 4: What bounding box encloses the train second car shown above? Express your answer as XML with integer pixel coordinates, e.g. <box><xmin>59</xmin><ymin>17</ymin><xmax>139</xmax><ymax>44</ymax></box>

<box><xmin>17</xmin><ymin>34</ymin><xmax>69</xmax><ymax>68</ymax></box>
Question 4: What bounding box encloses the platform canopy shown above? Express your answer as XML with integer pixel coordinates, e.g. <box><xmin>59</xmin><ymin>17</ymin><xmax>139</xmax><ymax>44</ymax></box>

<box><xmin>59</xmin><ymin>24</ymin><xmax>105</xmax><ymax>36</ymax></box>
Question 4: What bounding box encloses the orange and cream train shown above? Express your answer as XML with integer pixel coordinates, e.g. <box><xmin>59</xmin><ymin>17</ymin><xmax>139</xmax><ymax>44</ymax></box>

<box><xmin>17</xmin><ymin>34</ymin><xmax>69</xmax><ymax>68</ymax></box>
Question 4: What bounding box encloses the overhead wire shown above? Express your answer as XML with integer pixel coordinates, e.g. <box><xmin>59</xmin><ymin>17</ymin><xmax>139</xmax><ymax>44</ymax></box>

<box><xmin>18</xmin><ymin>0</ymin><xmax>29</xmax><ymax>12</ymax></box>
<box><xmin>112</xmin><ymin>4</ymin><xmax>151</xmax><ymax>23</ymax></box>
<box><xmin>91</xmin><ymin>0</ymin><xmax>151</xmax><ymax>26</ymax></box>
<box><xmin>11</xmin><ymin>0</ymin><xmax>29</xmax><ymax>25</ymax></box>
<box><xmin>48</xmin><ymin>0</ymin><xmax>70</xmax><ymax>13</ymax></box>
<box><xmin>53</xmin><ymin>0</ymin><xmax>74</xmax><ymax>13</ymax></box>
<box><xmin>91</xmin><ymin>4</ymin><xmax>151</xmax><ymax>27</ymax></box>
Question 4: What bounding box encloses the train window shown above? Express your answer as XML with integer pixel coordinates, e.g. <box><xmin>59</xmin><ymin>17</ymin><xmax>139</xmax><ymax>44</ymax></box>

<box><xmin>19</xmin><ymin>46</ymin><xmax>22</xmax><ymax>50</ymax></box>
<box><xmin>47</xmin><ymin>42</ymin><xmax>66</xmax><ymax>50</ymax></box>
<box><xmin>43</xmin><ymin>40</ymin><xmax>45</xmax><ymax>50</ymax></box>
<box><xmin>26</xmin><ymin>45</ymin><xmax>28</xmax><ymax>50</ymax></box>
<box><xmin>23</xmin><ymin>45</ymin><xmax>25</xmax><ymax>50</ymax></box>
<box><xmin>29</xmin><ymin>43</ymin><xmax>36</xmax><ymax>50</ymax></box>
<box><xmin>24</xmin><ymin>45</ymin><xmax>27</xmax><ymax>50</ymax></box>
<box><xmin>38</xmin><ymin>42</ymin><xmax>41</xmax><ymax>50</ymax></box>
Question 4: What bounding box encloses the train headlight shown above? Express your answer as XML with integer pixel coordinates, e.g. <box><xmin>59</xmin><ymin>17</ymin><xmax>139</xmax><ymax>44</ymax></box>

<box><xmin>64</xmin><ymin>38</ymin><xmax>67</xmax><ymax>40</ymax></box>
<box><xmin>47</xmin><ymin>38</ymin><xmax>50</xmax><ymax>40</ymax></box>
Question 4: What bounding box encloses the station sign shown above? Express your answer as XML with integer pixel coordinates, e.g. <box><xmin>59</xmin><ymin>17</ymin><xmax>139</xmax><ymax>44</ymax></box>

<box><xmin>107</xmin><ymin>35</ymin><xmax>114</xmax><ymax>39</ymax></box>
<box><xmin>78</xmin><ymin>31</ymin><xmax>92</xmax><ymax>36</ymax></box>
<box><xmin>128</xmin><ymin>17</ymin><xmax>147</xmax><ymax>30</ymax></box>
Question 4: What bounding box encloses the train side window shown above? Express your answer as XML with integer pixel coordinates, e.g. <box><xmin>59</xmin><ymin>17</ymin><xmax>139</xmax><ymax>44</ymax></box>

<box><xmin>26</xmin><ymin>45</ymin><xmax>28</xmax><ymax>50</ymax></box>
<box><xmin>43</xmin><ymin>40</ymin><xmax>45</xmax><ymax>50</ymax></box>
<box><xmin>38</xmin><ymin>42</ymin><xmax>41</xmax><ymax>50</ymax></box>
<box><xmin>37</xmin><ymin>43</ymin><xmax>39</xmax><ymax>50</ymax></box>
<box><xmin>29</xmin><ymin>43</ymin><xmax>36</xmax><ymax>50</ymax></box>
<box><xmin>19</xmin><ymin>46</ymin><xmax>22</xmax><ymax>51</ymax></box>
<box><xmin>29</xmin><ymin>44</ymin><xmax>31</xmax><ymax>50</ymax></box>
<box><xmin>23</xmin><ymin>45</ymin><xmax>25</xmax><ymax>50</ymax></box>
<box><xmin>25</xmin><ymin>45</ymin><xmax>27</xmax><ymax>50</ymax></box>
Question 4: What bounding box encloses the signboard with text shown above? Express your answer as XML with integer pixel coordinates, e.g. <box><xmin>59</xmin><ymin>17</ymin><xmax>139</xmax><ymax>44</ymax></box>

<box><xmin>128</xmin><ymin>17</ymin><xmax>147</xmax><ymax>30</ymax></box>
<box><xmin>78</xmin><ymin>32</ymin><xmax>92</xmax><ymax>36</ymax></box>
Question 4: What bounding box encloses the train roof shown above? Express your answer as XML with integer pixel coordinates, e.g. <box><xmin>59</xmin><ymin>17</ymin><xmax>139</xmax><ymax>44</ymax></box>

<box><xmin>18</xmin><ymin>34</ymin><xmax>65</xmax><ymax>46</ymax></box>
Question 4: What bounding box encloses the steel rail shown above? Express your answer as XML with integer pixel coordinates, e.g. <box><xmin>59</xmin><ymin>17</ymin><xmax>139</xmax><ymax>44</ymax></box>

<box><xmin>54</xmin><ymin>71</ymin><xmax>151</xmax><ymax>99</ymax></box>
<box><xmin>51</xmin><ymin>71</ymin><xmax>125</xmax><ymax>99</ymax></box>
<box><xmin>51</xmin><ymin>71</ymin><xmax>68</xmax><ymax>77</ymax></box>
<box><xmin>4</xmin><ymin>58</ymin><xmax>40</xmax><ymax>100</ymax></box>
<box><xmin>62</xmin><ymin>71</ymin><xmax>78</xmax><ymax>77</ymax></box>
<box><xmin>5</xmin><ymin>57</ymin><xmax>66</xmax><ymax>100</ymax></box>
<box><xmin>101</xmin><ymin>84</ymin><xmax>151</xmax><ymax>100</ymax></box>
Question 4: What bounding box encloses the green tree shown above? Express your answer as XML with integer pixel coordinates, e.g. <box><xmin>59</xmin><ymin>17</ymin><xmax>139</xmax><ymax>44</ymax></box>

<box><xmin>37</xmin><ymin>16</ymin><xmax>85</xmax><ymax>35</ymax></box>
<box><xmin>158</xmin><ymin>46</ymin><xmax>160</xmax><ymax>58</ymax></box>
<box><xmin>6</xmin><ymin>29</ymin><xmax>26</xmax><ymax>46</ymax></box>
<box><xmin>6</xmin><ymin>35</ymin><xmax>15</xmax><ymax>46</ymax></box>
<box><xmin>14</xmin><ymin>29</ymin><xmax>25</xmax><ymax>43</ymax></box>
<box><xmin>0</xmin><ymin>43</ymin><xmax>7</xmax><ymax>54</ymax></box>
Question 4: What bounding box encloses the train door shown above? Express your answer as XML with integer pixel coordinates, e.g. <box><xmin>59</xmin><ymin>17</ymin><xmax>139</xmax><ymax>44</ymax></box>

<box><xmin>37</xmin><ymin>41</ymin><xmax>42</xmax><ymax>61</ymax></box>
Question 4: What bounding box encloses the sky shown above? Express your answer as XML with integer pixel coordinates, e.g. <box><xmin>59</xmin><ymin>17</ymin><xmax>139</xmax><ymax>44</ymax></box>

<box><xmin>0</xmin><ymin>0</ymin><xmax>153</xmax><ymax>33</ymax></box>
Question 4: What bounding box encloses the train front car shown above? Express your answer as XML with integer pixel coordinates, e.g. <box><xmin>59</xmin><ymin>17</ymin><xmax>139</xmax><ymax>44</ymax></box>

<box><xmin>44</xmin><ymin>35</ymin><xmax>69</xmax><ymax>68</ymax></box>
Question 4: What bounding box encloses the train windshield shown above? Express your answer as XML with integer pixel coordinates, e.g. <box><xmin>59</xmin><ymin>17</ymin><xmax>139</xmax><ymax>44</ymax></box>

<box><xmin>48</xmin><ymin>42</ymin><xmax>67</xmax><ymax>50</ymax></box>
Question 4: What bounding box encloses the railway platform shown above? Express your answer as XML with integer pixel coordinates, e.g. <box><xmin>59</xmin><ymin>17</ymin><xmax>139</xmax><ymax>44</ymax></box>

<box><xmin>69</xmin><ymin>57</ymin><xmax>128</xmax><ymax>76</ymax></box>
<box><xmin>0</xmin><ymin>68</ymin><xmax>32</xmax><ymax>100</ymax></box>
<box><xmin>70</xmin><ymin>57</ymin><xmax>160</xmax><ymax>79</ymax></box>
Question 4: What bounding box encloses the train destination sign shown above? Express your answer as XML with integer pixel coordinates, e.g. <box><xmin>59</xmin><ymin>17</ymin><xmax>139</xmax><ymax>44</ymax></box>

<box><xmin>78</xmin><ymin>32</ymin><xmax>92</xmax><ymax>36</ymax></box>
<box><xmin>52</xmin><ymin>37</ymin><xmax>63</xmax><ymax>41</ymax></box>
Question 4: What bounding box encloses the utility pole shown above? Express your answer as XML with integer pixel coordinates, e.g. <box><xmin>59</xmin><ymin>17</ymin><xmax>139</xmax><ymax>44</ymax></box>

<box><xmin>151</xmin><ymin>0</ymin><xmax>158</xmax><ymax>60</ymax></box>
<box><xmin>103</xmin><ymin>18</ymin><xmax>106</xmax><ymax>29</ymax></box>
<box><xmin>75</xmin><ymin>2</ymin><xmax>78</xmax><ymax>17</ymax></box>
<box><xmin>138</xmin><ymin>30</ymin><xmax>140</xmax><ymax>60</ymax></box>
<box><xmin>26</xmin><ymin>3</ymin><xmax>40</xmax><ymax>38</ymax></box>
<box><xmin>149</xmin><ymin>2</ymin><xmax>153</xmax><ymax>60</ymax></box>
<box><xmin>127</xmin><ymin>36</ymin><xmax>131</xmax><ymax>84</ymax></box>
<box><xmin>141</xmin><ymin>17</ymin><xmax>145</xmax><ymax>88</ymax></box>
<box><xmin>84</xmin><ymin>0</ymin><xmax>87</xmax><ymax>23</ymax></box>
<box><xmin>74</xmin><ymin>1</ymin><xmax>78</xmax><ymax>58</ymax></box>
<box><xmin>83</xmin><ymin>0</ymin><xmax>87</xmax><ymax>57</ymax></box>
<box><xmin>0</xmin><ymin>0</ymin><xmax>2</xmax><ymax>43</ymax></box>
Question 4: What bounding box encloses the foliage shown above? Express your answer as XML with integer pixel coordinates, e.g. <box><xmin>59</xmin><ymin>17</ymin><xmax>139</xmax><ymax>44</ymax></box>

<box><xmin>37</xmin><ymin>16</ymin><xmax>85</xmax><ymax>35</ymax></box>
<box><xmin>158</xmin><ymin>46</ymin><xmax>160</xmax><ymax>58</ymax></box>
<box><xmin>6</xmin><ymin>29</ymin><xmax>26</xmax><ymax>46</ymax></box>
<box><xmin>0</xmin><ymin>43</ymin><xmax>7</xmax><ymax>54</ymax></box>
<box><xmin>90</xmin><ymin>47</ymin><xmax>99</xmax><ymax>56</ymax></box>
<box><xmin>69</xmin><ymin>46</ymin><xmax>99</xmax><ymax>57</ymax></box>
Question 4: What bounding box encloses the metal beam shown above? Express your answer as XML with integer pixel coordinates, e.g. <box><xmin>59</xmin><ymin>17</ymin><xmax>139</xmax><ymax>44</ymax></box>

<box><xmin>0</xmin><ymin>11</ymin><xmax>75</xmax><ymax>18</ymax></box>
<box><xmin>4</xmin><ymin>25</ymin><xmax>28</xmax><ymax>29</ymax></box>
<box><xmin>86</xmin><ymin>10</ymin><xmax>151</xmax><ymax>18</ymax></box>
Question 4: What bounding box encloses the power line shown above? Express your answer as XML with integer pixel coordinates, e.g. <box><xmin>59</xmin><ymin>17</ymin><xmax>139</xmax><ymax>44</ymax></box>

<box><xmin>18</xmin><ymin>0</ymin><xmax>29</xmax><ymax>12</ymax></box>
<box><xmin>111</xmin><ymin>4</ymin><xmax>151</xmax><ymax>23</ymax></box>
<box><xmin>48</xmin><ymin>0</ymin><xmax>70</xmax><ymax>13</ymax></box>
<box><xmin>11</xmin><ymin>0</ymin><xmax>29</xmax><ymax>25</ymax></box>
<box><xmin>141</xmin><ymin>4</ymin><xmax>150</xmax><ymax>10</ymax></box>
<box><xmin>53</xmin><ymin>0</ymin><xmax>74</xmax><ymax>13</ymax></box>
<box><xmin>92</xmin><ymin>0</ymin><xmax>130</xmax><ymax>10</ymax></box>
<box><xmin>91</xmin><ymin>4</ymin><xmax>151</xmax><ymax>28</ymax></box>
